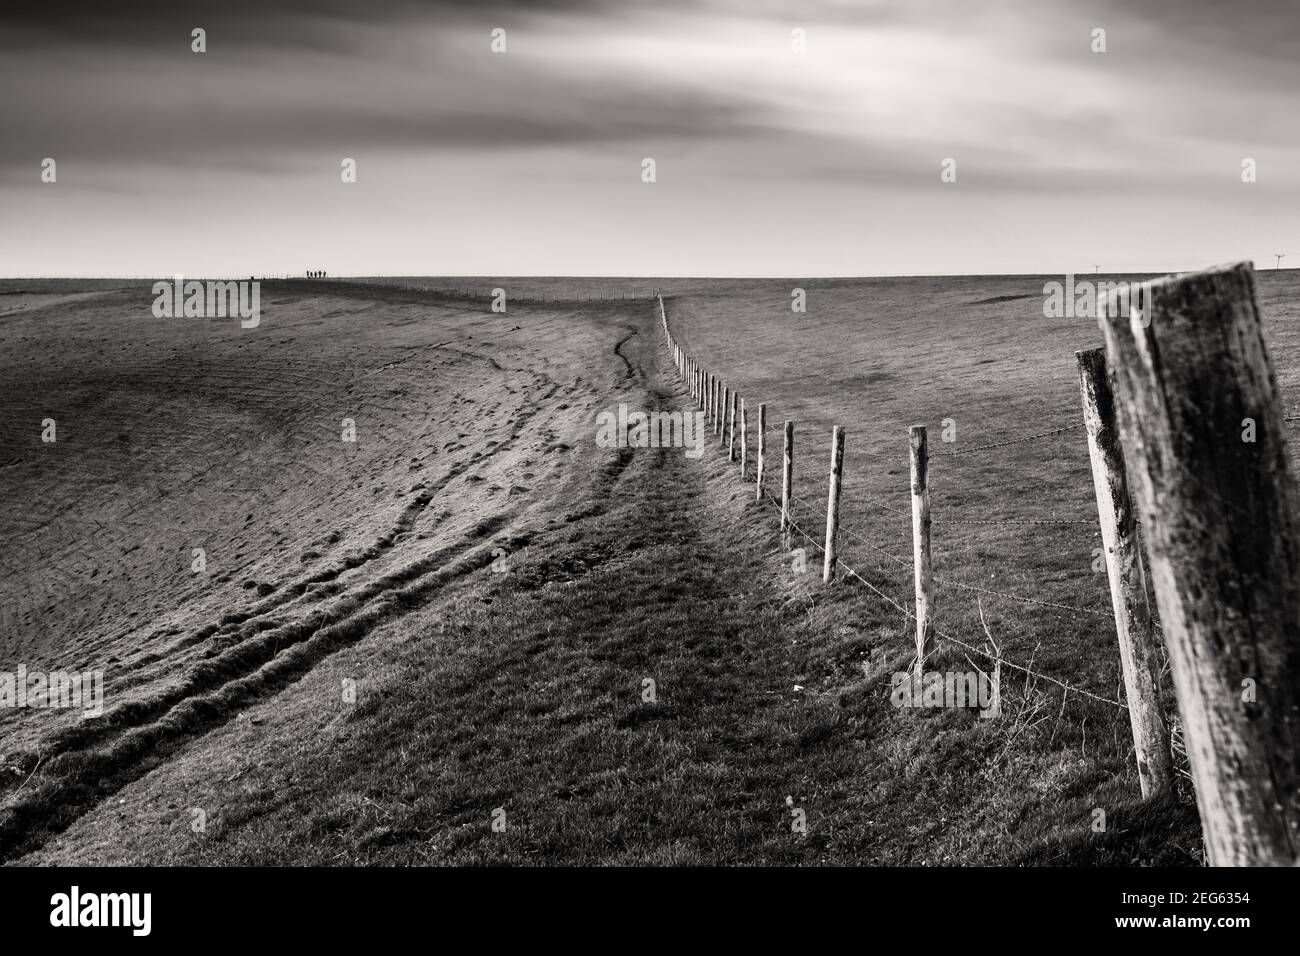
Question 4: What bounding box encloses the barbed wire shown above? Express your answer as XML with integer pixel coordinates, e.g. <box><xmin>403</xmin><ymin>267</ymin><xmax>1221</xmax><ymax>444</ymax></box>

<box><xmin>938</xmin><ymin>513</ymin><xmax>1097</xmax><ymax>528</ymax></box>
<box><xmin>939</xmin><ymin>422</ymin><xmax>1086</xmax><ymax>457</ymax></box>
<box><xmin>778</xmin><ymin>489</ymin><xmax>1103</xmax><ymax>617</ymax></box>
<box><xmin>928</xmin><ymin>620</ymin><xmax>1125</xmax><ymax>708</ymax></box>
<box><xmin>777</xmin><ymin>498</ymin><xmax>1126</xmax><ymax>709</ymax></box>
<box><xmin>836</xmin><ymin>522</ymin><xmax>914</xmax><ymax>568</ymax></box>
<box><xmin>662</xmin><ymin>308</ymin><xmax>1127</xmax><ymax>709</ymax></box>
<box><xmin>930</xmin><ymin>574</ymin><xmax>1111</xmax><ymax>619</ymax></box>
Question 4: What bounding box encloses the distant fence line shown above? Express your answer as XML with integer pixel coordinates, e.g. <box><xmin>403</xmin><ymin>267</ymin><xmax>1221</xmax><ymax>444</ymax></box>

<box><xmin>657</xmin><ymin>262</ymin><xmax>1300</xmax><ymax>867</ymax></box>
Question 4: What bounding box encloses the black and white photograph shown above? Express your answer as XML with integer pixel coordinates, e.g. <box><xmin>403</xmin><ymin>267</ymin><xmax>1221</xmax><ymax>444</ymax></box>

<box><xmin>0</xmin><ymin>0</ymin><xmax>1294</xmax><ymax>938</ymax></box>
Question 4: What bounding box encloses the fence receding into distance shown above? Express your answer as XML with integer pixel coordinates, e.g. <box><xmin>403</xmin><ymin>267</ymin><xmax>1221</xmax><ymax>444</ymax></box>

<box><xmin>657</xmin><ymin>264</ymin><xmax>1300</xmax><ymax>867</ymax></box>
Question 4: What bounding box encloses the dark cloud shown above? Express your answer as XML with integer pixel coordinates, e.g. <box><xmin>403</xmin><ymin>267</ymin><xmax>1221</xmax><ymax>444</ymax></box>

<box><xmin>0</xmin><ymin>1</ymin><xmax>607</xmax><ymax>51</ymax></box>
<box><xmin>0</xmin><ymin>54</ymin><xmax>768</xmax><ymax>175</ymax></box>
<box><xmin>0</xmin><ymin>1</ymin><xmax>905</xmax><ymax>55</ymax></box>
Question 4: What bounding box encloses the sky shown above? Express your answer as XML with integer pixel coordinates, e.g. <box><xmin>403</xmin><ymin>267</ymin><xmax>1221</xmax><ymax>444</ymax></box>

<box><xmin>1</xmin><ymin>0</ymin><xmax>1298</xmax><ymax>277</ymax></box>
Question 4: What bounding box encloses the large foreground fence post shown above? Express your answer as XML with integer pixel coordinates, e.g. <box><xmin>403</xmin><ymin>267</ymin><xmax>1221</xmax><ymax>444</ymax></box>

<box><xmin>1099</xmin><ymin>261</ymin><xmax>1300</xmax><ymax>865</ymax></box>
<box><xmin>1076</xmin><ymin>347</ymin><xmax>1173</xmax><ymax>800</ymax></box>
<box><xmin>909</xmin><ymin>426</ymin><xmax>934</xmax><ymax>667</ymax></box>
<box><xmin>823</xmin><ymin>426</ymin><xmax>845</xmax><ymax>584</ymax></box>
<box><xmin>781</xmin><ymin>421</ymin><xmax>793</xmax><ymax>547</ymax></box>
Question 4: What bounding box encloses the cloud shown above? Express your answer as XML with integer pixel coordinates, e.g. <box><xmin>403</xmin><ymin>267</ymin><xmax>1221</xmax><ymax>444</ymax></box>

<box><xmin>2</xmin><ymin>0</ymin><xmax>1299</xmax><ymax>274</ymax></box>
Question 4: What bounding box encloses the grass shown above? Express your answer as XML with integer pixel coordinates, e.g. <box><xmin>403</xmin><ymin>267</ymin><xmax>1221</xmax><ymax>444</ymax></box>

<box><xmin>8</xmin><ymin>278</ymin><xmax>1218</xmax><ymax>864</ymax></box>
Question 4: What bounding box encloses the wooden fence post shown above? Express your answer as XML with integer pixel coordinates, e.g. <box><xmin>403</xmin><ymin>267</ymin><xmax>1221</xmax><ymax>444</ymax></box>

<box><xmin>756</xmin><ymin>404</ymin><xmax>767</xmax><ymax>501</ymax></box>
<box><xmin>823</xmin><ymin>426</ymin><xmax>845</xmax><ymax>584</ymax></box>
<box><xmin>780</xmin><ymin>421</ymin><xmax>794</xmax><ymax>547</ymax></box>
<box><xmin>1076</xmin><ymin>347</ymin><xmax>1174</xmax><ymax>800</ymax></box>
<box><xmin>739</xmin><ymin>400</ymin><xmax>748</xmax><ymax>479</ymax></box>
<box><xmin>721</xmin><ymin>386</ymin><xmax>731</xmax><ymax>448</ymax></box>
<box><xmin>1099</xmin><ymin>261</ymin><xmax>1300</xmax><ymax>865</ymax></box>
<box><xmin>728</xmin><ymin>391</ymin><xmax>737</xmax><ymax>461</ymax></box>
<box><xmin>909</xmin><ymin>426</ymin><xmax>934</xmax><ymax>666</ymax></box>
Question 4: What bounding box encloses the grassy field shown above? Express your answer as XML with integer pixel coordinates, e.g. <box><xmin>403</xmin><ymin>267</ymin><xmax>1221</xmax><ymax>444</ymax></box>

<box><xmin>8</xmin><ymin>269</ymin><xmax>1295</xmax><ymax>864</ymax></box>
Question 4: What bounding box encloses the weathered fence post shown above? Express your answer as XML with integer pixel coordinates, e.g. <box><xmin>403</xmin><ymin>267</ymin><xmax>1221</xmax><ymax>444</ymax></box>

<box><xmin>909</xmin><ymin>426</ymin><xmax>934</xmax><ymax>667</ymax></box>
<box><xmin>823</xmin><ymin>426</ymin><xmax>845</xmax><ymax>584</ymax></box>
<box><xmin>721</xmin><ymin>386</ymin><xmax>731</xmax><ymax>448</ymax></box>
<box><xmin>1076</xmin><ymin>347</ymin><xmax>1174</xmax><ymax>800</ymax></box>
<box><xmin>739</xmin><ymin>399</ymin><xmax>748</xmax><ymax>479</ymax></box>
<box><xmin>780</xmin><ymin>421</ymin><xmax>794</xmax><ymax>547</ymax></box>
<box><xmin>1099</xmin><ymin>261</ymin><xmax>1300</xmax><ymax>865</ymax></box>
<box><xmin>727</xmin><ymin>391</ymin><xmax>737</xmax><ymax>461</ymax></box>
<box><xmin>756</xmin><ymin>404</ymin><xmax>767</xmax><ymax>501</ymax></box>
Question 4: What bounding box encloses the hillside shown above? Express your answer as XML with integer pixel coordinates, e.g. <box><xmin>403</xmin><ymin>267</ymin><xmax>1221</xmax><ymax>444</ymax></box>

<box><xmin>6</xmin><ymin>273</ymin><xmax>1278</xmax><ymax>863</ymax></box>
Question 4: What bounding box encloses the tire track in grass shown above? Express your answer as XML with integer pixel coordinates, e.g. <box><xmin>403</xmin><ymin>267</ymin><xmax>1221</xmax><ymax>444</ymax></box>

<box><xmin>14</xmin><ymin>300</ymin><xmax>840</xmax><ymax>865</ymax></box>
<box><xmin>0</xmin><ymin>313</ymin><xmax>633</xmax><ymax>862</ymax></box>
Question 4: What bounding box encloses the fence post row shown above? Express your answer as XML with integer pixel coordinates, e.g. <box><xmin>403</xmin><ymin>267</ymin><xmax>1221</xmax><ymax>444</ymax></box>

<box><xmin>1076</xmin><ymin>347</ymin><xmax>1173</xmax><ymax>800</ymax></box>
<box><xmin>823</xmin><ymin>426</ymin><xmax>845</xmax><ymax>584</ymax></box>
<box><xmin>780</xmin><ymin>421</ymin><xmax>794</xmax><ymax>548</ymax></box>
<box><xmin>909</xmin><ymin>425</ymin><xmax>934</xmax><ymax>668</ymax></box>
<box><xmin>1099</xmin><ymin>261</ymin><xmax>1300</xmax><ymax>866</ymax></box>
<box><xmin>756</xmin><ymin>403</ymin><xmax>767</xmax><ymax>501</ymax></box>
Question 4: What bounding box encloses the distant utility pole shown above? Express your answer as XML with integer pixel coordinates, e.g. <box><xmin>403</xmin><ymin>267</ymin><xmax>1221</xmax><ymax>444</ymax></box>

<box><xmin>1275</xmin><ymin>253</ymin><xmax>1285</xmax><ymax>270</ymax></box>
<box><xmin>1094</xmin><ymin>265</ymin><xmax>1100</xmax><ymax>275</ymax></box>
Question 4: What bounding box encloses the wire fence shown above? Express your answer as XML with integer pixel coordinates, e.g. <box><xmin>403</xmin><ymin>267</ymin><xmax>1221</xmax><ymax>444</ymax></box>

<box><xmin>661</xmin><ymin>296</ymin><xmax>1130</xmax><ymax>714</ymax></box>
